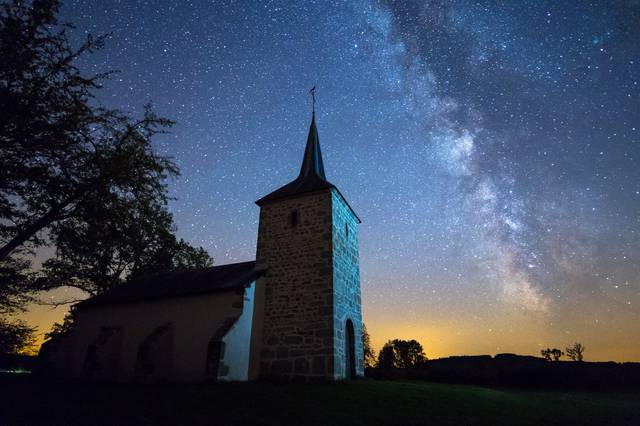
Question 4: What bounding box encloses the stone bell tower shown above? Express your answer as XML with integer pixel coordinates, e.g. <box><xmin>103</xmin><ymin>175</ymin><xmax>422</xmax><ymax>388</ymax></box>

<box><xmin>248</xmin><ymin>112</ymin><xmax>363</xmax><ymax>381</ymax></box>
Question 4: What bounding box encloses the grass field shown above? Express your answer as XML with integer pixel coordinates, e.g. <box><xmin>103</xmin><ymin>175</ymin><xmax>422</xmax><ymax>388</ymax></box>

<box><xmin>1</xmin><ymin>375</ymin><xmax>639</xmax><ymax>425</ymax></box>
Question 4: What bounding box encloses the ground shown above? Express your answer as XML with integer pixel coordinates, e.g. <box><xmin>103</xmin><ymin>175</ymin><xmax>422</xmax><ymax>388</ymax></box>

<box><xmin>1</xmin><ymin>375</ymin><xmax>639</xmax><ymax>425</ymax></box>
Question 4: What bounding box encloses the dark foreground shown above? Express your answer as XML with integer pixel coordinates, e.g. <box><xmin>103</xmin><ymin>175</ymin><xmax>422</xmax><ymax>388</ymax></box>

<box><xmin>1</xmin><ymin>375</ymin><xmax>639</xmax><ymax>426</ymax></box>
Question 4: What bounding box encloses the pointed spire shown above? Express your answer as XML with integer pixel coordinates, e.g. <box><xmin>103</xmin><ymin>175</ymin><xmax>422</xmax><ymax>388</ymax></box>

<box><xmin>298</xmin><ymin>112</ymin><xmax>326</xmax><ymax>180</ymax></box>
<box><xmin>255</xmin><ymin>112</ymin><xmax>334</xmax><ymax>206</ymax></box>
<box><xmin>254</xmin><ymin>93</ymin><xmax>360</xmax><ymax>220</ymax></box>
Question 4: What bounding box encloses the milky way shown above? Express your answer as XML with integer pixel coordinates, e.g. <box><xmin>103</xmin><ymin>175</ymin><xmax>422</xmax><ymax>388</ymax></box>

<box><xmin>27</xmin><ymin>0</ymin><xmax>640</xmax><ymax>360</ymax></box>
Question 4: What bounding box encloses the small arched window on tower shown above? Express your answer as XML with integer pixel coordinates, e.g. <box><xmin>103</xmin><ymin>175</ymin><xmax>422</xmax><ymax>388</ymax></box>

<box><xmin>289</xmin><ymin>210</ymin><xmax>299</xmax><ymax>227</ymax></box>
<box><xmin>345</xmin><ymin>223</ymin><xmax>349</xmax><ymax>239</ymax></box>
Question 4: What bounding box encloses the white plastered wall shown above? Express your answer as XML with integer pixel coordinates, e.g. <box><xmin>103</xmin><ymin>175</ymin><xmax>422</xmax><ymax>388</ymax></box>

<box><xmin>218</xmin><ymin>282</ymin><xmax>255</xmax><ymax>381</ymax></box>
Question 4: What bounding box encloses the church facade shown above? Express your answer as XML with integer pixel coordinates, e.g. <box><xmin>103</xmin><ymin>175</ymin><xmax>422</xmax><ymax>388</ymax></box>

<box><xmin>41</xmin><ymin>113</ymin><xmax>364</xmax><ymax>382</ymax></box>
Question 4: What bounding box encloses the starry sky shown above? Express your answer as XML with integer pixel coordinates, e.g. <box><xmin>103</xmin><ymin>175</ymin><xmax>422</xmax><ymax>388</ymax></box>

<box><xmin>24</xmin><ymin>0</ymin><xmax>640</xmax><ymax>361</ymax></box>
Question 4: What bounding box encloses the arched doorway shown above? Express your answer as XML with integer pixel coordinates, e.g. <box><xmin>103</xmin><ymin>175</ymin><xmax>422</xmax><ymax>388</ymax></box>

<box><xmin>134</xmin><ymin>323</ymin><xmax>173</xmax><ymax>383</ymax></box>
<box><xmin>206</xmin><ymin>340</ymin><xmax>224</xmax><ymax>380</ymax></box>
<box><xmin>345</xmin><ymin>319</ymin><xmax>356</xmax><ymax>379</ymax></box>
<box><xmin>81</xmin><ymin>326</ymin><xmax>123</xmax><ymax>381</ymax></box>
<box><xmin>205</xmin><ymin>317</ymin><xmax>237</xmax><ymax>381</ymax></box>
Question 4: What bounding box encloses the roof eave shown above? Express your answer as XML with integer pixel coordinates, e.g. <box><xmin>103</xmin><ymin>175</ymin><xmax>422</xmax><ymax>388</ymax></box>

<box><xmin>75</xmin><ymin>281</ymin><xmax>252</xmax><ymax>310</ymax></box>
<box><xmin>75</xmin><ymin>264</ymin><xmax>265</xmax><ymax>310</ymax></box>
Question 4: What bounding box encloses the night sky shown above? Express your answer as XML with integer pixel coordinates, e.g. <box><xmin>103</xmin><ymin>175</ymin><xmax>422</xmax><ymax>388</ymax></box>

<box><xmin>26</xmin><ymin>0</ymin><xmax>640</xmax><ymax>361</ymax></box>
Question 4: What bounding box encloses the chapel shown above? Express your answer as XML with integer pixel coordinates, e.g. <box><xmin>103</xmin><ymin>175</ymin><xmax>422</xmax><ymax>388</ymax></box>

<box><xmin>41</xmin><ymin>112</ymin><xmax>364</xmax><ymax>382</ymax></box>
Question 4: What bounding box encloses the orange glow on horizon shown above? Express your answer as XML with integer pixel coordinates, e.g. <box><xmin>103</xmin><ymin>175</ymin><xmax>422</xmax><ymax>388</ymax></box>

<box><xmin>17</xmin><ymin>287</ymin><xmax>640</xmax><ymax>363</ymax></box>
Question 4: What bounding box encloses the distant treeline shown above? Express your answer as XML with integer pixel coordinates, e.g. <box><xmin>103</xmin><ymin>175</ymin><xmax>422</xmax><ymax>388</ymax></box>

<box><xmin>367</xmin><ymin>353</ymin><xmax>640</xmax><ymax>391</ymax></box>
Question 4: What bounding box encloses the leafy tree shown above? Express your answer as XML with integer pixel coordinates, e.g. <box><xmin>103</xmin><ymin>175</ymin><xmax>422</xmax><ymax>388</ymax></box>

<box><xmin>0</xmin><ymin>257</ymin><xmax>33</xmax><ymax>314</ymax></box>
<box><xmin>377</xmin><ymin>339</ymin><xmax>427</xmax><ymax>368</ymax></box>
<box><xmin>0</xmin><ymin>0</ymin><xmax>176</xmax><ymax>263</ymax></box>
<box><xmin>0</xmin><ymin>317</ymin><xmax>36</xmax><ymax>355</ymax></box>
<box><xmin>392</xmin><ymin>339</ymin><xmax>427</xmax><ymax>368</ymax></box>
<box><xmin>566</xmin><ymin>342</ymin><xmax>585</xmax><ymax>362</ymax></box>
<box><xmin>36</xmin><ymin>187</ymin><xmax>212</xmax><ymax>297</ymax></box>
<box><xmin>0</xmin><ymin>257</ymin><xmax>36</xmax><ymax>356</ymax></box>
<box><xmin>362</xmin><ymin>323</ymin><xmax>376</xmax><ymax>368</ymax></box>
<box><xmin>44</xmin><ymin>307</ymin><xmax>75</xmax><ymax>341</ymax></box>
<box><xmin>1</xmin><ymin>0</ymin><xmax>107</xmax><ymax>260</ymax></box>
<box><xmin>541</xmin><ymin>348</ymin><xmax>563</xmax><ymax>361</ymax></box>
<box><xmin>377</xmin><ymin>342</ymin><xmax>395</xmax><ymax>370</ymax></box>
<box><xmin>0</xmin><ymin>0</ymin><xmax>211</xmax><ymax>302</ymax></box>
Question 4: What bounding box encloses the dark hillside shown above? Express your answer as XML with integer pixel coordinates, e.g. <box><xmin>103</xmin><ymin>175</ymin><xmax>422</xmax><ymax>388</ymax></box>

<box><xmin>369</xmin><ymin>354</ymin><xmax>640</xmax><ymax>391</ymax></box>
<box><xmin>1</xmin><ymin>374</ymin><xmax>639</xmax><ymax>426</ymax></box>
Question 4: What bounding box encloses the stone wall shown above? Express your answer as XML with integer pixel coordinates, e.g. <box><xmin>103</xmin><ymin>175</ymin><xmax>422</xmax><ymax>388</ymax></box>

<box><xmin>253</xmin><ymin>188</ymin><xmax>363</xmax><ymax>381</ymax></box>
<box><xmin>331</xmin><ymin>190</ymin><xmax>364</xmax><ymax>379</ymax></box>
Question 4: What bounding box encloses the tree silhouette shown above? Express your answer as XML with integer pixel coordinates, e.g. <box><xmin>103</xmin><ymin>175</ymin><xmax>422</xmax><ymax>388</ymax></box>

<box><xmin>377</xmin><ymin>342</ymin><xmax>395</xmax><ymax>370</ymax></box>
<box><xmin>36</xmin><ymin>187</ymin><xmax>212</xmax><ymax>296</ymax></box>
<box><xmin>0</xmin><ymin>0</ymin><xmax>211</xmax><ymax>302</ymax></box>
<box><xmin>0</xmin><ymin>317</ymin><xmax>36</xmax><ymax>355</ymax></box>
<box><xmin>541</xmin><ymin>348</ymin><xmax>564</xmax><ymax>361</ymax></box>
<box><xmin>566</xmin><ymin>342</ymin><xmax>585</xmax><ymax>362</ymax></box>
<box><xmin>393</xmin><ymin>339</ymin><xmax>427</xmax><ymax>368</ymax></box>
<box><xmin>361</xmin><ymin>323</ymin><xmax>376</xmax><ymax>368</ymax></box>
<box><xmin>43</xmin><ymin>307</ymin><xmax>76</xmax><ymax>342</ymax></box>
<box><xmin>0</xmin><ymin>257</ymin><xmax>33</xmax><ymax>314</ymax></box>
<box><xmin>2</xmin><ymin>0</ymin><xmax>112</xmax><ymax>261</ymax></box>
<box><xmin>377</xmin><ymin>339</ymin><xmax>427</xmax><ymax>368</ymax></box>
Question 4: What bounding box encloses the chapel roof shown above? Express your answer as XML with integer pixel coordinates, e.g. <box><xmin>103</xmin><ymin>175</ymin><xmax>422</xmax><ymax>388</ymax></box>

<box><xmin>77</xmin><ymin>261</ymin><xmax>262</xmax><ymax>309</ymax></box>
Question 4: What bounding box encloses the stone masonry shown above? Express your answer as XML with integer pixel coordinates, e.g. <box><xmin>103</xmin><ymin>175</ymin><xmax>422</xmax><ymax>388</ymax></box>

<box><xmin>331</xmin><ymin>190</ymin><xmax>364</xmax><ymax>379</ymax></box>
<box><xmin>254</xmin><ymin>188</ymin><xmax>363</xmax><ymax>381</ymax></box>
